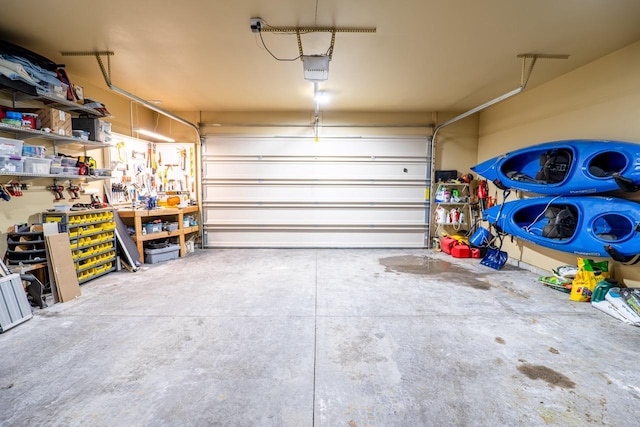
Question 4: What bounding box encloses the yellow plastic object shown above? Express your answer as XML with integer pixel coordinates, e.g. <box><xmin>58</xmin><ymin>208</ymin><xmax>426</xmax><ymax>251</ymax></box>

<box><xmin>166</xmin><ymin>196</ymin><xmax>181</xmax><ymax>206</ymax></box>
<box><xmin>570</xmin><ymin>258</ymin><xmax>609</xmax><ymax>302</ymax></box>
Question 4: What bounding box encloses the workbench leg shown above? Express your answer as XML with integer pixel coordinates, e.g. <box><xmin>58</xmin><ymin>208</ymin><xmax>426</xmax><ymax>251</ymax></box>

<box><xmin>178</xmin><ymin>211</ymin><xmax>186</xmax><ymax>257</ymax></box>
<box><xmin>134</xmin><ymin>216</ymin><xmax>145</xmax><ymax>264</ymax></box>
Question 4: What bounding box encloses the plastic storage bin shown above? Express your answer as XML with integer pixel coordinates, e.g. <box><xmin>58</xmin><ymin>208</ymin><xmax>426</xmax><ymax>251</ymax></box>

<box><xmin>23</xmin><ymin>157</ymin><xmax>51</xmax><ymax>174</ymax></box>
<box><xmin>164</xmin><ymin>222</ymin><xmax>179</xmax><ymax>231</ymax></box>
<box><xmin>0</xmin><ymin>155</ymin><xmax>23</xmax><ymax>173</ymax></box>
<box><xmin>144</xmin><ymin>244</ymin><xmax>180</xmax><ymax>264</ymax></box>
<box><xmin>61</xmin><ymin>157</ymin><xmax>77</xmax><ymax>166</ymax></box>
<box><xmin>22</xmin><ymin>145</ymin><xmax>46</xmax><ymax>158</ymax></box>
<box><xmin>0</xmin><ymin>137</ymin><xmax>23</xmax><ymax>156</ymax></box>
<box><xmin>63</xmin><ymin>166</ymin><xmax>80</xmax><ymax>175</ymax></box>
<box><xmin>91</xmin><ymin>168</ymin><xmax>111</xmax><ymax>177</ymax></box>
<box><xmin>143</xmin><ymin>223</ymin><xmax>163</xmax><ymax>234</ymax></box>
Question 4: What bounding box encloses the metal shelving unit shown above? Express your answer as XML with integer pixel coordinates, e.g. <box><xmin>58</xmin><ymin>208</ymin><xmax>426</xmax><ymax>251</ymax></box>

<box><xmin>0</xmin><ymin>171</ymin><xmax>110</xmax><ymax>181</ymax></box>
<box><xmin>42</xmin><ymin>208</ymin><xmax>117</xmax><ymax>284</ymax></box>
<box><xmin>0</xmin><ymin>123</ymin><xmax>110</xmax><ymax>149</ymax></box>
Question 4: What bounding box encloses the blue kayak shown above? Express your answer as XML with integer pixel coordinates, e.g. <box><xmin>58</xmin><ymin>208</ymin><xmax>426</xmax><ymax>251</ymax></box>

<box><xmin>483</xmin><ymin>196</ymin><xmax>640</xmax><ymax>261</ymax></box>
<box><xmin>471</xmin><ymin>139</ymin><xmax>640</xmax><ymax>195</ymax></box>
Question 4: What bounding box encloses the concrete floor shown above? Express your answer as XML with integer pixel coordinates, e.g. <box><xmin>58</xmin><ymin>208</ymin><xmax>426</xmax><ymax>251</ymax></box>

<box><xmin>1</xmin><ymin>248</ymin><xmax>639</xmax><ymax>426</ymax></box>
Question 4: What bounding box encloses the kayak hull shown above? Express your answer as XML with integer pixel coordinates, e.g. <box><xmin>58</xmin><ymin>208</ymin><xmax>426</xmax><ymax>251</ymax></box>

<box><xmin>483</xmin><ymin>196</ymin><xmax>640</xmax><ymax>258</ymax></box>
<box><xmin>472</xmin><ymin>140</ymin><xmax>640</xmax><ymax>195</ymax></box>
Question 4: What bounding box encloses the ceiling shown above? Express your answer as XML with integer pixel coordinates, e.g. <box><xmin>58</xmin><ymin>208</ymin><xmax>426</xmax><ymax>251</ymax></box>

<box><xmin>2</xmin><ymin>0</ymin><xmax>640</xmax><ymax>114</ymax></box>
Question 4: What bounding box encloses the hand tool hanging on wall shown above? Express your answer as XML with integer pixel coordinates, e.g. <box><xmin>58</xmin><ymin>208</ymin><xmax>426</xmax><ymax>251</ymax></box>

<box><xmin>131</xmin><ymin>150</ymin><xmax>146</xmax><ymax>160</ymax></box>
<box><xmin>116</xmin><ymin>141</ymin><xmax>127</xmax><ymax>162</ymax></box>
<box><xmin>189</xmin><ymin>147</ymin><xmax>195</xmax><ymax>193</ymax></box>
<box><xmin>178</xmin><ymin>148</ymin><xmax>187</xmax><ymax>171</ymax></box>
<box><xmin>67</xmin><ymin>182</ymin><xmax>80</xmax><ymax>199</ymax></box>
<box><xmin>7</xmin><ymin>182</ymin><xmax>24</xmax><ymax>197</ymax></box>
<box><xmin>48</xmin><ymin>180</ymin><xmax>65</xmax><ymax>201</ymax></box>
<box><xmin>0</xmin><ymin>184</ymin><xmax>11</xmax><ymax>201</ymax></box>
<box><xmin>152</xmin><ymin>143</ymin><xmax>157</xmax><ymax>174</ymax></box>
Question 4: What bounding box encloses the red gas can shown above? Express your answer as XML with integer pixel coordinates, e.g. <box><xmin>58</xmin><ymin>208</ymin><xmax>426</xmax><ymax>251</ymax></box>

<box><xmin>441</xmin><ymin>237</ymin><xmax>457</xmax><ymax>255</ymax></box>
<box><xmin>451</xmin><ymin>244</ymin><xmax>471</xmax><ymax>258</ymax></box>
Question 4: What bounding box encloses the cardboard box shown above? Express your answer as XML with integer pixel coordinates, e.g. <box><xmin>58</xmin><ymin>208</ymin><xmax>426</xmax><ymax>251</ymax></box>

<box><xmin>36</xmin><ymin>108</ymin><xmax>72</xmax><ymax>137</ymax></box>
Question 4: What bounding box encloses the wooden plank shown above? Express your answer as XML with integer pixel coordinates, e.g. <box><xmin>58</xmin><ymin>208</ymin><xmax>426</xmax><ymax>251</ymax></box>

<box><xmin>45</xmin><ymin>234</ymin><xmax>80</xmax><ymax>303</ymax></box>
<box><xmin>42</xmin><ymin>222</ymin><xmax>60</xmax><ymax>303</ymax></box>
<box><xmin>113</xmin><ymin>212</ymin><xmax>141</xmax><ymax>267</ymax></box>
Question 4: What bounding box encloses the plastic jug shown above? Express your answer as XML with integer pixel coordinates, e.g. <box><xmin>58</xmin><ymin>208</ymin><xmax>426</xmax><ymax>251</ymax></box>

<box><xmin>592</xmin><ymin>278</ymin><xmax>618</xmax><ymax>302</ymax></box>
<box><xmin>435</xmin><ymin>206</ymin><xmax>447</xmax><ymax>224</ymax></box>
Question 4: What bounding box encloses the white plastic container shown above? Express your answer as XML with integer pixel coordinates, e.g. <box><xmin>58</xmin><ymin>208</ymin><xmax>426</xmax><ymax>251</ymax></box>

<box><xmin>0</xmin><ymin>137</ymin><xmax>23</xmax><ymax>156</ymax></box>
<box><xmin>23</xmin><ymin>157</ymin><xmax>51</xmax><ymax>174</ymax></box>
<box><xmin>0</xmin><ymin>155</ymin><xmax>24</xmax><ymax>173</ymax></box>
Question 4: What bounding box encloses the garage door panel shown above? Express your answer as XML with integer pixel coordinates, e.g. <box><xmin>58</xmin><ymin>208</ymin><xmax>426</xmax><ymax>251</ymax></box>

<box><xmin>204</xmin><ymin>185</ymin><xmax>424</xmax><ymax>203</ymax></box>
<box><xmin>205</xmin><ymin>161</ymin><xmax>426</xmax><ymax>180</ymax></box>
<box><xmin>203</xmin><ymin>136</ymin><xmax>431</xmax><ymax>247</ymax></box>
<box><xmin>204</xmin><ymin>230</ymin><xmax>425</xmax><ymax>248</ymax></box>
<box><xmin>204</xmin><ymin>137</ymin><xmax>426</xmax><ymax>157</ymax></box>
<box><xmin>204</xmin><ymin>207</ymin><xmax>424</xmax><ymax>223</ymax></box>
<box><xmin>203</xmin><ymin>185</ymin><xmax>314</xmax><ymax>201</ymax></box>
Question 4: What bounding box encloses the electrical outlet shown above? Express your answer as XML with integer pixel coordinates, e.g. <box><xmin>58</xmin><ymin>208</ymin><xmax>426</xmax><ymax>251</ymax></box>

<box><xmin>250</xmin><ymin>17</ymin><xmax>263</xmax><ymax>33</ymax></box>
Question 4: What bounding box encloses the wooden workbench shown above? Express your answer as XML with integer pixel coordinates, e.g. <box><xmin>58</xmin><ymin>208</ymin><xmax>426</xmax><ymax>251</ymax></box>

<box><xmin>116</xmin><ymin>206</ymin><xmax>199</xmax><ymax>264</ymax></box>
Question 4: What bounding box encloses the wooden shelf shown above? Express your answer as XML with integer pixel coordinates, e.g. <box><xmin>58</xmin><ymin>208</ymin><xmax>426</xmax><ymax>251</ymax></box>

<box><xmin>116</xmin><ymin>206</ymin><xmax>199</xmax><ymax>264</ymax></box>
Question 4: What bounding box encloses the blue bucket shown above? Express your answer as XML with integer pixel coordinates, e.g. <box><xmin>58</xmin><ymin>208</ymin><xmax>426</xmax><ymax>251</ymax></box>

<box><xmin>470</xmin><ymin>226</ymin><xmax>494</xmax><ymax>247</ymax></box>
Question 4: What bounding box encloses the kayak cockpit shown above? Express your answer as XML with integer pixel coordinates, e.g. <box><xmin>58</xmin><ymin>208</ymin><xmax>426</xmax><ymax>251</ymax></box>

<box><xmin>514</xmin><ymin>203</ymin><xmax>578</xmax><ymax>241</ymax></box>
<box><xmin>502</xmin><ymin>148</ymin><xmax>573</xmax><ymax>186</ymax></box>
<box><xmin>588</xmin><ymin>151</ymin><xmax>627</xmax><ymax>178</ymax></box>
<box><xmin>592</xmin><ymin>214</ymin><xmax>635</xmax><ymax>242</ymax></box>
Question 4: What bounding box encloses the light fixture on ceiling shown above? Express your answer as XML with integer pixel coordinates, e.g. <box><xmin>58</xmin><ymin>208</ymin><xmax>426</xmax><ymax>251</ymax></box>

<box><xmin>250</xmin><ymin>18</ymin><xmax>376</xmax><ymax>83</ymax></box>
<box><xmin>314</xmin><ymin>89</ymin><xmax>330</xmax><ymax>104</ymax></box>
<box><xmin>133</xmin><ymin>128</ymin><xmax>175</xmax><ymax>143</ymax></box>
<box><xmin>302</xmin><ymin>55</ymin><xmax>330</xmax><ymax>82</ymax></box>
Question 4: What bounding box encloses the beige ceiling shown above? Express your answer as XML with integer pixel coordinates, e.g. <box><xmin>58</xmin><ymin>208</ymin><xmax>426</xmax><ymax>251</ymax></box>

<box><xmin>2</xmin><ymin>0</ymin><xmax>640</xmax><ymax>114</ymax></box>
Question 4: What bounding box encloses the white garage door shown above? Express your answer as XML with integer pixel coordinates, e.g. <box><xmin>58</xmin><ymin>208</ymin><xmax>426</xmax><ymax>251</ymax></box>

<box><xmin>202</xmin><ymin>135</ymin><xmax>431</xmax><ymax>247</ymax></box>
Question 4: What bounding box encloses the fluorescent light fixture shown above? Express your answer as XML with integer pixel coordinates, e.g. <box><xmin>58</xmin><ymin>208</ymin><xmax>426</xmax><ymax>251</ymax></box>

<box><xmin>133</xmin><ymin>128</ymin><xmax>175</xmax><ymax>142</ymax></box>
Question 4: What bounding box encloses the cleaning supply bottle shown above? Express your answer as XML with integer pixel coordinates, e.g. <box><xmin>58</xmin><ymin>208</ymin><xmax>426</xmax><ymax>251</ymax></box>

<box><xmin>450</xmin><ymin>208</ymin><xmax>460</xmax><ymax>224</ymax></box>
<box><xmin>443</xmin><ymin>188</ymin><xmax>451</xmax><ymax>202</ymax></box>
<box><xmin>435</xmin><ymin>206</ymin><xmax>447</xmax><ymax>224</ymax></box>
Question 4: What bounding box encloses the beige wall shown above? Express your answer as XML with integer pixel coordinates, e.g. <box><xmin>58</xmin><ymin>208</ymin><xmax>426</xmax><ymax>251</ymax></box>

<box><xmin>432</xmin><ymin>114</ymin><xmax>478</xmax><ymax>174</ymax></box>
<box><xmin>478</xmin><ymin>40</ymin><xmax>640</xmax><ymax>284</ymax></box>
